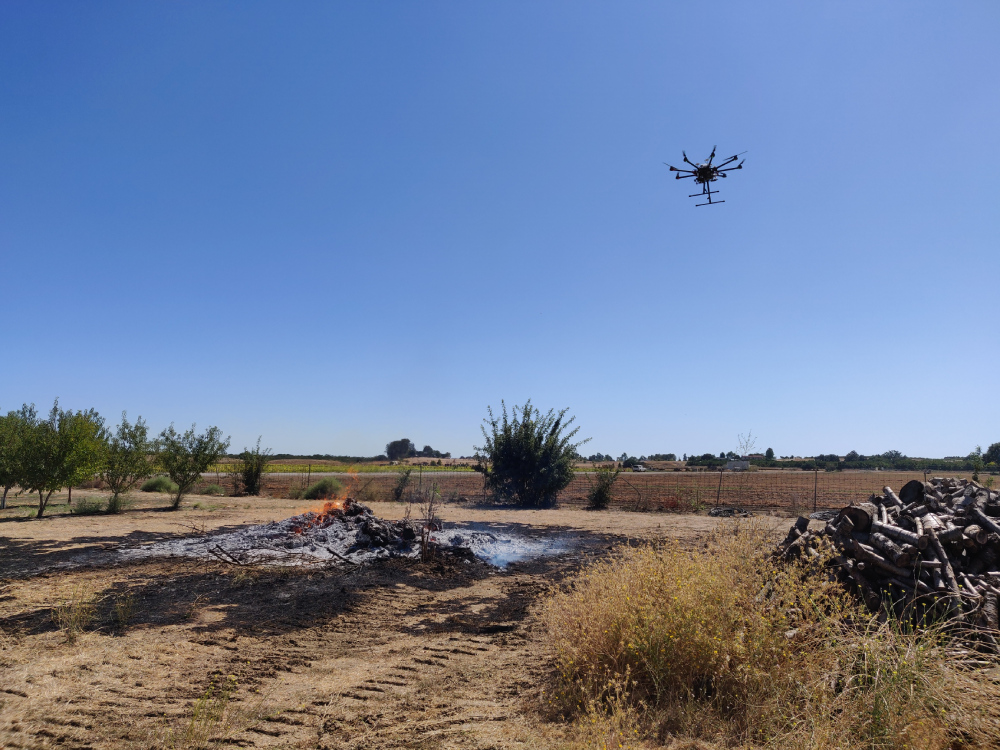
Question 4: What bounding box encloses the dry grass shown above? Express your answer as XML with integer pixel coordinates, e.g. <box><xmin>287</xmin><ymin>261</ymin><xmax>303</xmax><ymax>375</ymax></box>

<box><xmin>51</xmin><ymin>585</ymin><xmax>97</xmax><ymax>643</ymax></box>
<box><xmin>544</xmin><ymin>520</ymin><xmax>1000</xmax><ymax>749</ymax></box>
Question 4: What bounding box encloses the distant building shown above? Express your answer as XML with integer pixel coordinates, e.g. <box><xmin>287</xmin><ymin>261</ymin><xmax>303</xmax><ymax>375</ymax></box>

<box><xmin>725</xmin><ymin>459</ymin><xmax>750</xmax><ymax>471</ymax></box>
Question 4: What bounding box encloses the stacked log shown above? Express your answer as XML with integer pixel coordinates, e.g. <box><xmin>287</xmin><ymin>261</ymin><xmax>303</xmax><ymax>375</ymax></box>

<box><xmin>780</xmin><ymin>477</ymin><xmax>1000</xmax><ymax>638</ymax></box>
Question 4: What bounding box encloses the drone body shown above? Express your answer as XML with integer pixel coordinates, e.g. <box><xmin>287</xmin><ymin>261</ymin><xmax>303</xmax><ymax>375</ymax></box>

<box><xmin>664</xmin><ymin>146</ymin><xmax>745</xmax><ymax>206</ymax></box>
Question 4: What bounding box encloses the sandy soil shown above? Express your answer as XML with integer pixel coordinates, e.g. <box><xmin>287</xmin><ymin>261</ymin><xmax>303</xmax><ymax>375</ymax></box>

<box><xmin>0</xmin><ymin>494</ymin><xmax>784</xmax><ymax>749</ymax></box>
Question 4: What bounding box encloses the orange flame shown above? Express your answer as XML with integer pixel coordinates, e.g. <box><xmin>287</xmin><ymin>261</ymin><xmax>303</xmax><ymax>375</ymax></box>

<box><xmin>292</xmin><ymin>470</ymin><xmax>360</xmax><ymax>534</ymax></box>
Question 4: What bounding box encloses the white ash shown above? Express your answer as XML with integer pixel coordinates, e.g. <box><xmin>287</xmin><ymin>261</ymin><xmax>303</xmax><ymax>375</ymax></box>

<box><xmin>117</xmin><ymin>499</ymin><xmax>565</xmax><ymax>568</ymax></box>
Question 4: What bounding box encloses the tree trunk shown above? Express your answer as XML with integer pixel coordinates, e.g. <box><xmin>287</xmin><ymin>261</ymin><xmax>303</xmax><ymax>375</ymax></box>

<box><xmin>36</xmin><ymin>490</ymin><xmax>53</xmax><ymax>519</ymax></box>
<box><xmin>1</xmin><ymin>486</ymin><xmax>8</xmax><ymax>510</ymax></box>
<box><xmin>68</xmin><ymin>486</ymin><xmax>72</xmax><ymax>505</ymax></box>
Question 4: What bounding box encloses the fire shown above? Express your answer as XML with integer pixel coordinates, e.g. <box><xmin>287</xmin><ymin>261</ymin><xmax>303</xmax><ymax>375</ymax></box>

<box><xmin>289</xmin><ymin>469</ymin><xmax>361</xmax><ymax>534</ymax></box>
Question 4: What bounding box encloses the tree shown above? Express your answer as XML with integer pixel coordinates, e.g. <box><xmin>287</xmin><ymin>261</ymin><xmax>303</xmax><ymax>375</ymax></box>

<box><xmin>19</xmin><ymin>401</ymin><xmax>106</xmax><ymax>518</ymax></box>
<box><xmin>386</xmin><ymin>438</ymin><xmax>415</xmax><ymax>462</ymax></box>
<box><xmin>229</xmin><ymin>437</ymin><xmax>272</xmax><ymax>496</ymax></box>
<box><xmin>882</xmin><ymin>450</ymin><xmax>904</xmax><ymax>465</ymax></box>
<box><xmin>0</xmin><ymin>409</ymin><xmax>31</xmax><ymax>510</ymax></box>
<box><xmin>765</xmin><ymin>447</ymin><xmax>775</xmax><ymax>460</ymax></box>
<box><xmin>101</xmin><ymin>412</ymin><xmax>154</xmax><ymax>513</ymax></box>
<box><xmin>156</xmin><ymin>424</ymin><xmax>230</xmax><ymax>510</ymax></box>
<box><xmin>474</xmin><ymin>400</ymin><xmax>589</xmax><ymax>507</ymax></box>
<box><xmin>969</xmin><ymin>446</ymin><xmax>984</xmax><ymax>482</ymax></box>
<box><xmin>845</xmin><ymin>450</ymin><xmax>860</xmax><ymax>462</ymax></box>
<box><xmin>985</xmin><ymin>442</ymin><xmax>1000</xmax><ymax>467</ymax></box>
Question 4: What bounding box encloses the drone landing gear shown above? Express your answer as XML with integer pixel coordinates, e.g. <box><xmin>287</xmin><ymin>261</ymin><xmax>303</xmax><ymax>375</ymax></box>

<box><xmin>690</xmin><ymin>184</ymin><xmax>723</xmax><ymax>207</ymax></box>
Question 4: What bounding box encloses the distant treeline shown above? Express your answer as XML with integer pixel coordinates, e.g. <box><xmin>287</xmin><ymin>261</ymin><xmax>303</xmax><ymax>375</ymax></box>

<box><xmin>685</xmin><ymin>448</ymin><xmax>998</xmax><ymax>472</ymax></box>
<box><xmin>270</xmin><ymin>454</ymin><xmax>388</xmax><ymax>462</ymax></box>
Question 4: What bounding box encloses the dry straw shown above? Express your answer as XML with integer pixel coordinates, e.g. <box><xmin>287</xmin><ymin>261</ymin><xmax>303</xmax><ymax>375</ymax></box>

<box><xmin>544</xmin><ymin>519</ymin><xmax>1000</xmax><ymax>749</ymax></box>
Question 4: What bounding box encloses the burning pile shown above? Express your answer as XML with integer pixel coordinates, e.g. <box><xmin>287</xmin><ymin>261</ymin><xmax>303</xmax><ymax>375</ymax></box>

<box><xmin>781</xmin><ymin>477</ymin><xmax>1000</xmax><ymax>639</ymax></box>
<box><xmin>119</xmin><ymin>497</ymin><xmax>566</xmax><ymax>568</ymax></box>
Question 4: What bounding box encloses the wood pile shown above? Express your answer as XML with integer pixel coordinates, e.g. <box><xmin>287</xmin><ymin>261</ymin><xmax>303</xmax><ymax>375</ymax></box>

<box><xmin>781</xmin><ymin>477</ymin><xmax>1000</xmax><ymax>641</ymax></box>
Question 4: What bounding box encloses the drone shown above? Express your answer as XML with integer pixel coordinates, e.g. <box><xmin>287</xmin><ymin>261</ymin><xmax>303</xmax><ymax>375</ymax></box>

<box><xmin>664</xmin><ymin>146</ymin><xmax>745</xmax><ymax>206</ymax></box>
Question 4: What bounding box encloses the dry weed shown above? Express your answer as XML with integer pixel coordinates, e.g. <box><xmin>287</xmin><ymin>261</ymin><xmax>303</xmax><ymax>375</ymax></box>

<box><xmin>113</xmin><ymin>591</ymin><xmax>137</xmax><ymax>631</ymax></box>
<box><xmin>544</xmin><ymin>519</ymin><xmax>1000</xmax><ymax>749</ymax></box>
<box><xmin>161</xmin><ymin>674</ymin><xmax>275</xmax><ymax>749</ymax></box>
<box><xmin>51</xmin><ymin>585</ymin><xmax>97</xmax><ymax>643</ymax></box>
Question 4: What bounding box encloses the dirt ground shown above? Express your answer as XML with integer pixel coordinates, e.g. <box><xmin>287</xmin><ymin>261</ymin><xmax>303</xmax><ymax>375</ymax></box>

<box><xmin>0</xmin><ymin>492</ymin><xmax>783</xmax><ymax>749</ymax></box>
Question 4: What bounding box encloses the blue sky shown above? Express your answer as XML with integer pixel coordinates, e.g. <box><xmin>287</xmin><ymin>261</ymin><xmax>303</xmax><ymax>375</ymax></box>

<box><xmin>2</xmin><ymin>2</ymin><xmax>998</xmax><ymax>459</ymax></box>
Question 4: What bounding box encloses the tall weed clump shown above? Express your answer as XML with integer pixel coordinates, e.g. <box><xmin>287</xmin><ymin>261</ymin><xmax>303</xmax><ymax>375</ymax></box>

<box><xmin>544</xmin><ymin>520</ymin><xmax>1000</xmax><ymax>749</ymax></box>
<box><xmin>302</xmin><ymin>477</ymin><xmax>341</xmax><ymax>501</ymax></box>
<box><xmin>586</xmin><ymin>465</ymin><xmax>620</xmax><ymax>510</ymax></box>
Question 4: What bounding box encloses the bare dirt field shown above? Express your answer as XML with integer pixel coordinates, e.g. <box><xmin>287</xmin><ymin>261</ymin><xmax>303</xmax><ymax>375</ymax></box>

<box><xmin>0</xmin><ymin>493</ymin><xmax>759</xmax><ymax>749</ymax></box>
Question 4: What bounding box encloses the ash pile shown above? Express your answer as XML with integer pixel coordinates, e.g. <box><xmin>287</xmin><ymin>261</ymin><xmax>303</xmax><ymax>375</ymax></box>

<box><xmin>781</xmin><ymin>477</ymin><xmax>1000</xmax><ymax>638</ymax></box>
<box><xmin>119</xmin><ymin>498</ymin><xmax>565</xmax><ymax>568</ymax></box>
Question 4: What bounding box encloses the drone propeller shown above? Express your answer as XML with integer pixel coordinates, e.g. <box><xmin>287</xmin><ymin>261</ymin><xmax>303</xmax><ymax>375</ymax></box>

<box><xmin>706</xmin><ymin>145</ymin><xmax>717</xmax><ymax>165</ymax></box>
<box><xmin>682</xmin><ymin>150</ymin><xmax>698</xmax><ymax>168</ymax></box>
<box><xmin>664</xmin><ymin>162</ymin><xmax>695</xmax><ymax>173</ymax></box>
<box><xmin>718</xmin><ymin>159</ymin><xmax>745</xmax><ymax>172</ymax></box>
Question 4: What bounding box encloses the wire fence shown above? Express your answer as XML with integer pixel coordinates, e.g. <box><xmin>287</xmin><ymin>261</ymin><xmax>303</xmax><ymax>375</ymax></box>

<box><xmin>243</xmin><ymin>468</ymin><xmax>993</xmax><ymax>512</ymax></box>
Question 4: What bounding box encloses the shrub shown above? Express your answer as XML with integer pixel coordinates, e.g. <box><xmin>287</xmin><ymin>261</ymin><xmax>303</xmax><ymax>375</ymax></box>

<box><xmin>70</xmin><ymin>497</ymin><xmax>106</xmax><ymax>515</ymax></box>
<box><xmin>475</xmin><ymin>400</ymin><xmax>589</xmax><ymax>507</ymax></box>
<box><xmin>228</xmin><ymin>437</ymin><xmax>272</xmax><ymax>496</ymax></box>
<box><xmin>302</xmin><ymin>477</ymin><xmax>341</xmax><ymax>501</ymax></box>
<box><xmin>544</xmin><ymin>520</ymin><xmax>1000</xmax><ymax>749</ymax></box>
<box><xmin>141</xmin><ymin>476</ymin><xmax>179</xmax><ymax>494</ymax></box>
<box><xmin>198</xmin><ymin>484</ymin><xmax>226</xmax><ymax>496</ymax></box>
<box><xmin>586</xmin><ymin>465</ymin><xmax>620</xmax><ymax>509</ymax></box>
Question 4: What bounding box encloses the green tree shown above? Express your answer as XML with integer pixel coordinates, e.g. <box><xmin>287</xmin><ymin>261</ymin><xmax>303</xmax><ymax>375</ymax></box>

<box><xmin>19</xmin><ymin>401</ymin><xmax>106</xmax><ymax>518</ymax></box>
<box><xmin>385</xmin><ymin>438</ymin><xmax>415</xmax><ymax>462</ymax></box>
<box><xmin>156</xmin><ymin>424</ymin><xmax>230</xmax><ymax>510</ymax></box>
<box><xmin>101</xmin><ymin>412</ymin><xmax>154</xmax><ymax>513</ymax></box>
<box><xmin>0</xmin><ymin>409</ymin><xmax>31</xmax><ymax>510</ymax></box>
<box><xmin>765</xmin><ymin>447</ymin><xmax>774</xmax><ymax>460</ymax></box>
<box><xmin>229</xmin><ymin>437</ymin><xmax>272</xmax><ymax>496</ymax></box>
<box><xmin>984</xmin><ymin>442</ymin><xmax>1000</xmax><ymax>467</ymax></box>
<box><xmin>474</xmin><ymin>400</ymin><xmax>589</xmax><ymax>507</ymax></box>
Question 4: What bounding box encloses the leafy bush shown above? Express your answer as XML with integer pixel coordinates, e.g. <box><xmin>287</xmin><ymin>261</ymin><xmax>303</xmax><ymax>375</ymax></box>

<box><xmin>141</xmin><ymin>476</ymin><xmax>179</xmax><ymax>494</ymax></box>
<box><xmin>475</xmin><ymin>400</ymin><xmax>588</xmax><ymax>507</ymax></box>
<box><xmin>586</xmin><ymin>464</ymin><xmax>620</xmax><ymax>509</ymax></box>
<box><xmin>70</xmin><ymin>497</ymin><xmax>106</xmax><ymax>515</ymax></box>
<box><xmin>302</xmin><ymin>477</ymin><xmax>342</xmax><ymax>501</ymax></box>
<box><xmin>545</xmin><ymin>521</ymin><xmax>1000</xmax><ymax>749</ymax></box>
<box><xmin>229</xmin><ymin>437</ymin><xmax>272</xmax><ymax>496</ymax></box>
<box><xmin>198</xmin><ymin>484</ymin><xmax>226</xmax><ymax>496</ymax></box>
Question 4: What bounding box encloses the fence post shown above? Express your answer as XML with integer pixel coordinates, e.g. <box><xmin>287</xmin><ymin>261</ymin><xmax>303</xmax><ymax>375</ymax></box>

<box><xmin>813</xmin><ymin>469</ymin><xmax>818</xmax><ymax>512</ymax></box>
<box><xmin>716</xmin><ymin>469</ymin><xmax>723</xmax><ymax>507</ymax></box>
<box><xmin>306</xmin><ymin>464</ymin><xmax>311</xmax><ymax>488</ymax></box>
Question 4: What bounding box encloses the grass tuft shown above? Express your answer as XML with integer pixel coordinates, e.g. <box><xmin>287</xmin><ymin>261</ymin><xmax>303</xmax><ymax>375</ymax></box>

<box><xmin>544</xmin><ymin>519</ymin><xmax>1000</xmax><ymax>749</ymax></box>
<box><xmin>52</xmin><ymin>586</ymin><xmax>97</xmax><ymax>643</ymax></box>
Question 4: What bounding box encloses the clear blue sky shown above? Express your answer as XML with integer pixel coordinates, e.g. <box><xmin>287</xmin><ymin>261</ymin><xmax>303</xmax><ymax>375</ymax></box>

<box><xmin>2</xmin><ymin>2</ymin><xmax>998</xmax><ymax>459</ymax></box>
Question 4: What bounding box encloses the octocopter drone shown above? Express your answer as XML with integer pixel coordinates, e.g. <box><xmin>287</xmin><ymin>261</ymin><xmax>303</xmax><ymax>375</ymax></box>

<box><xmin>664</xmin><ymin>146</ymin><xmax>745</xmax><ymax>206</ymax></box>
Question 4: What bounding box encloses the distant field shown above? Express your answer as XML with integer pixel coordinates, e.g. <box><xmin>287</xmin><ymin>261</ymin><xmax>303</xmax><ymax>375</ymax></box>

<box><xmin>207</xmin><ymin>461</ymin><xmax>476</xmax><ymax>474</ymax></box>
<box><xmin>226</xmin><ymin>468</ymin><xmax>990</xmax><ymax>511</ymax></box>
